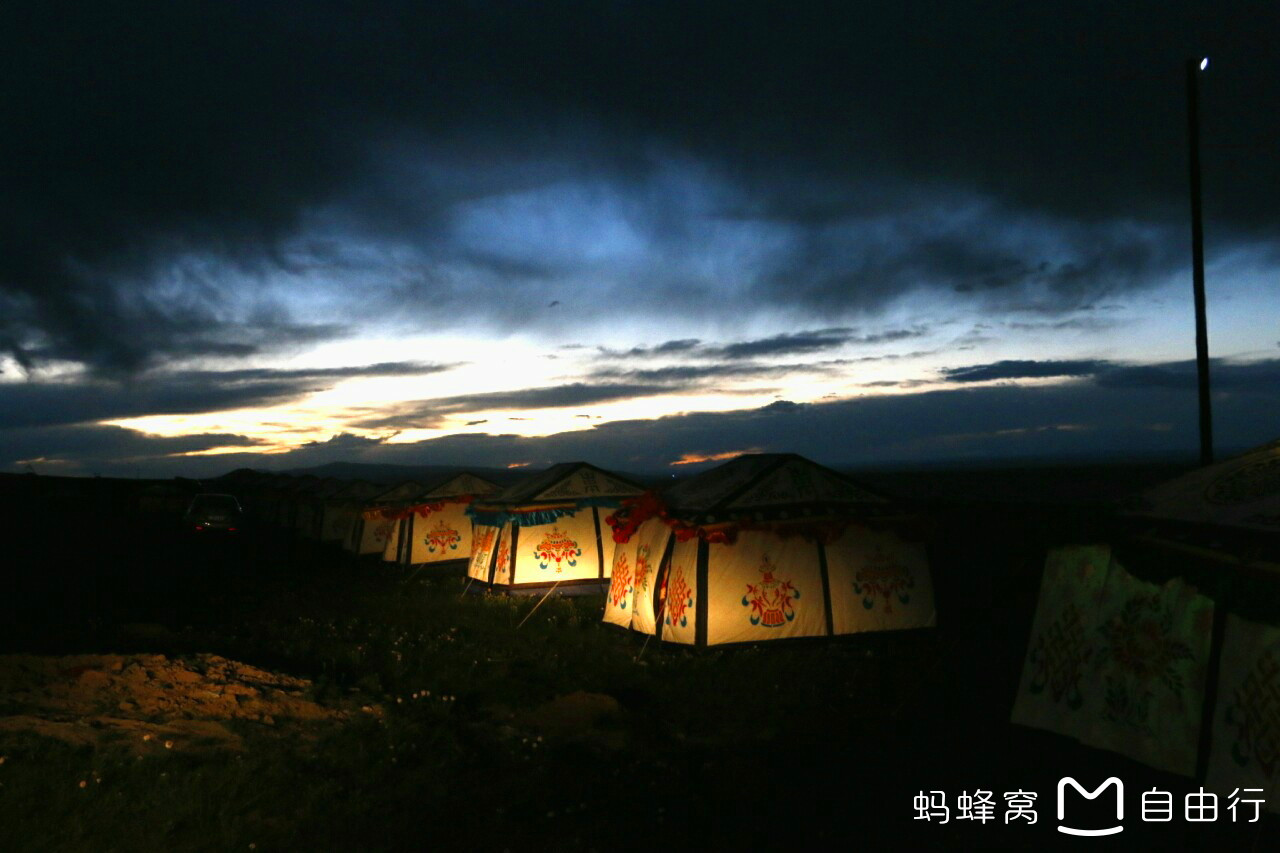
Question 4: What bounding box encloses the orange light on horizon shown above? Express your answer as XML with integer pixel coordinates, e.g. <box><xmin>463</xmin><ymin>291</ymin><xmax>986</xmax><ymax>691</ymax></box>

<box><xmin>669</xmin><ymin>448</ymin><xmax>763</xmax><ymax>466</ymax></box>
<box><xmin>506</xmin><ymin>461</ymin><xmax>532</xmax><ymax>468</ymax></box>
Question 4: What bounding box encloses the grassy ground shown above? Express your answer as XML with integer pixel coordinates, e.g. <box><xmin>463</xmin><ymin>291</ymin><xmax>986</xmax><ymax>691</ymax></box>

<box><xmin>0</xmin><ymin>488</ymin><xmax>1274</xmax><ymax>850</ymax></box>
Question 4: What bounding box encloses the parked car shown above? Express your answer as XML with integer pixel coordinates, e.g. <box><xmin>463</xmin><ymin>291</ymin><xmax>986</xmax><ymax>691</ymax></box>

<box><xmin>183</xmin><ymin>493</ymin><xmax>245</xmax><ymax>533</ymax></box>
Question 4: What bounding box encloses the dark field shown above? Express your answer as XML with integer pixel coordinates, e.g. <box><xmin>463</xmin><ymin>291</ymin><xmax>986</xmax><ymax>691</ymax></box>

<box><xmin>0</xmin><ymin>464</ymin><xmax>1273</xmax><ymax>851</ymax></box>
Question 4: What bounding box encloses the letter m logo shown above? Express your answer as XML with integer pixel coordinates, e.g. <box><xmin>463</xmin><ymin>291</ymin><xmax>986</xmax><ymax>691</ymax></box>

<box><xmin>1057</xmin><ymin>777</ymin><xmax>1124</xmax><ymax>836</ymax></box>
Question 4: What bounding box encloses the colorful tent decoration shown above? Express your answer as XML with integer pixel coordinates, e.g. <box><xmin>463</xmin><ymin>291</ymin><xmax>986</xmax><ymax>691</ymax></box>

<box><xmin>466</xmin><ymin>462</ymin><xmax>645</xmax><ymax>593</ymax></box>
<box><xmin>1011</xmin><ymin>544</ymin><xmax>1216</xmax><ymax>775</ymax></box>
<box><xmin>381</xmin><ymin>473</ymin><xmax>501</xmax><ymax>568</ymax></box>
<box><xmin>603</xmin><ymin>453</ymin><xmax>935</xmax><ymax>646</ymax></box>
<box><xmin>1014</xmin><ymin>438</ymin><xmax>1280</xmax><ymax>782</ymax></box>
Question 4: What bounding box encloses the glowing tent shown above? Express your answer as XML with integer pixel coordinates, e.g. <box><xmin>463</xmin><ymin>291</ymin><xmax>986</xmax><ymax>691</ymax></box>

<box><xmin>603</xmin><ymin>453</ymin><xmax>936</xmax><ymax>646</ymax></box>
<box><xmin>466</xmin><ymin>463</ymin><xmax>645</xmax><ymax>594</ymax></box>
<box><xmin>348</xmin><ymin>481</ymin><xmax>425</xmax><ymax>556</ymax></box>
<box><xmin>380</xmin><ymin>473</ymin><xmax>501</xmax><ymax>569</ymax></box>
<box><xmin>1012</xmin><ymin>440</ymin><xmax>1280</xmax><ymax>792</ymax></box>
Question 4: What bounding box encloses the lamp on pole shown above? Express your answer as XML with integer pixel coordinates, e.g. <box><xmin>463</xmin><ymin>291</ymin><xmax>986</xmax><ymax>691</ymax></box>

<box><xmin>1185</xmin><ymin>56</ymin><xmax>1212</xmax><ymax>466</ymax></box>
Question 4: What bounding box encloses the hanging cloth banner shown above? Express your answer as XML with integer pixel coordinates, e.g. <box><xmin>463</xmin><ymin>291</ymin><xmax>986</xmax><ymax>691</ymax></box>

<box><xmin>1011</xmin><ymin>544</ymin><xmax>1215</xmax><ymax>776</ymax></box>
<box><xmin>1206</xmin><ymin>613</ymin><xmax>1280</xmax><ymax>813</ymax></box>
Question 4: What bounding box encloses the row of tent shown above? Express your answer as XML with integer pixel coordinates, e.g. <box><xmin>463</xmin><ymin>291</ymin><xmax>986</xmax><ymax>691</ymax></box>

<box><xmin>229</xmin><ymin>441</ymin><xmax>1278</xmax><ymax>796</ymax></box>
<box><xmin>229</xmin><ymin>454</ymin><xmax>939</xmax><ymax>648</ymax></box>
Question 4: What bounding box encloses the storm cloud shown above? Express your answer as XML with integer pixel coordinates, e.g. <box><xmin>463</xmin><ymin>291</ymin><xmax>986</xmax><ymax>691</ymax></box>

<box><xmin>3</xmin><ymin>2</ymin><xmax>1277</xmax><ymax>377</ymax></box>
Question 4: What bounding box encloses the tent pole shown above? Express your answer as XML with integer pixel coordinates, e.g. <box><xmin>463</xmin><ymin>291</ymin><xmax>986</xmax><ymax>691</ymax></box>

<box><xmin>1186</xmin><ymin>57</ymin><xmax>1213</xmax><ymax>465</ymax></box>
<box><xmin>517</xmin><ymin>580</ymin><xmax>562</xmax><ymax>629</ymax></box>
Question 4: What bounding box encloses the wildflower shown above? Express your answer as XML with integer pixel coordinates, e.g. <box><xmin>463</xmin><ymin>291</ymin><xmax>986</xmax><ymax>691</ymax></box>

<box><xmin>164</xmin><ymin>740</ymin><xmax>174</xmax><ymax>750</ymax></box>
<box><xmin>0</xmin><ymin>756</ymin><xmax>6</xmax><ymax>765</ymax></box>
<box><xmin>79</xmin><ymin>780</ymin><xmax>87</xmax><ymax>789</ymax></box>
<box><xmin>142</xmin><ymin>734</ymin><xmax>152</xmax><ymax>742</ymax></box>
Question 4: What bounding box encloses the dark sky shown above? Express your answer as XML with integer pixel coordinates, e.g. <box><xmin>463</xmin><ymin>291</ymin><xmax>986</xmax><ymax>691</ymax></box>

<box><xmin>1</xmin><ymin>2</ymin><xmax>1277</xmax><ymax>476</ymax></box>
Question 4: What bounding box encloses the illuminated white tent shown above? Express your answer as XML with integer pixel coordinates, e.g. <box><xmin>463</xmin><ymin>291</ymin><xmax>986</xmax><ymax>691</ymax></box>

<box><xmin>466</xmin><ymin>462</ymin><xmax>645</xmax><ymax>594</ymax></box>
<box><xmin>381</xmin><ymin>473</ymin><xmax>501</xmax><ymax>569</ymax></box>
<box><xmin>603</xmin><ymin>453</ymin><xmax>936</xmax><ymax>646</ymax></box>
<box><xmin>1012</xmin><ymin>439</ymin><xmax>1280</xmax><ymax>794</ymax></box>
<box><xmin>348</xmin><ymin>481</ymin><xmax>425</xmax><ymax>556</ymax></box>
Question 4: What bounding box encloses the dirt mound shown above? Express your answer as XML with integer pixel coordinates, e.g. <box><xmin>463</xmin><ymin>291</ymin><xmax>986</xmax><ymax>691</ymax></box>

<box><xmin>0</xmin><ymin>653</ymin><xmax>379</xmax><ymax>753</ymax></box>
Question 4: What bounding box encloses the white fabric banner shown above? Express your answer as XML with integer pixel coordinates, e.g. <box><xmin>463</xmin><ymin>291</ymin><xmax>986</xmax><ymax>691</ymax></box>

<box><xmin>1207</xmin><ymin>613</ymin><xmax>1280</xmax><ymax>812</ymax></box>
<box><xmin>603</xmin><ymin>519</ymin><xmax>669</xmax><ymax>632</ymax></box>
<box><xmin>1012</xmin><ymin>545</ymin><xmax>1215</xmax><ymax>776</ymax></box>
<box><xmin>705</xmin><ymin>531</ymin><xmax>825</xmax><ymax>646</ymax></box>
<box><xmin>407</xmin><ymin>503</ymin><xmax>473</xmax><ymax>565</ymax></box>
<box><xmin>513</xmin><ymin>511</ymin><xmax>600</xmax><ymax>584</ymax></box>
<box><xmin>358</xmin><ymin>516</ymin><xmax>396</xmax><ymax>555</ymax></box>
<box><xmin>825</xmin><ymin>527</ymin><xmax>936</xmax><ymax>635</ymax></box>
<box><xmin>468</xmin><ymin>523</ymin><xmax>503</xmax><ymax>581</ymax></box>
<box><xmin>490</xmin><ymin>522</ymin><xmax>514</xmax><ymax>585</ymax></box>
<box><xmin>659</xmin><ymin>538</ymin><xmax>699</xmax><ymax>645</ymax></box>
<box><xmin>382</xmin><ymin>518</ymin><xmax>404</xmax><ymax>562</ymax></box>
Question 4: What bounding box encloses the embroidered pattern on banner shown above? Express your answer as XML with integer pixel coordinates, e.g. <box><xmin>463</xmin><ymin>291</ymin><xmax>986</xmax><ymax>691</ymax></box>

<box><xmin>494</xmin><ymin>540</ymin><xmax>511</xmax><ymax>582</ymax></box>
<box><xmin>1027</xmin><ymin>603</ymin><xmax>1091</xmax><ymax>710</ymax></box>
<box><xmin>665</xmin><ymin>566</ymin><xmax>694</xmax><ymax>628</ymax></box>
<box><xmin>373</xmin><ymin>520</ymin><xmax>394</xmax><ymax>546</ymax></box>
<box><xmin>425</xmin><ymin>520</ymin><xmax>462</xmax><ymax>553</ymax></box>
<box><xmin>534</xmin><ymin>527</ymin><xmax>582</xmax><ymax>572</ymax></box>
<box><xmin>609</xmin><ymin>554</ymin><xmax>632</xmax><ymax>608</ymax></box>
<box><xmin>471</xmin><ymin>529</ymin><xmax>495</xmax><ymax>572</ymax></box>
<box><xmin>852</xmin><ymin>546</ymin><xmax>914</xmax><ymax>612</ymax></box>
<box><xmin>1096</xmin><ymin>594</ymin><xmax>1196</xmax><ymax>733</ymax></box>
<box><xmin>741</xmin><ymin>555</ymin><xmax>799</xmax><ymax>627</ymax></box>
<box><xmin>633</xmin><ymin>544</ymin><xmax>651</xmax><ymax>593</ymax></box>
<box><xmin>1225</xmin><ymin>642</ymin><xmax>1280</xmax><ymax>777</ymax></box>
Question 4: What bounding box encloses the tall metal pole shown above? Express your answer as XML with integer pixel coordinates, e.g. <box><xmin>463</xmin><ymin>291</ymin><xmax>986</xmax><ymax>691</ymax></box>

<box><xmin>1185</xmin><ymin>59</ymin><xmax>1213</xmax><ymax>465</ymax></box>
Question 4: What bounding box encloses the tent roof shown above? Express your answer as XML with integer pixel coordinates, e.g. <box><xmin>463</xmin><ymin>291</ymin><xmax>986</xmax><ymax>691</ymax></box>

<box><xmin>418</xmin><ymin>471</ymin><xmax>501</xmax><ymax>499</ymax></box>
<box><xmin>663</xmin><ymin>453</ymin><xmax>887</xmax><ymax>518</ymax></box>
<box><xmin>483</xmin><ymin>462</ymin><xmax>644</xmax><ymax>506</ymax></box>
<box><xmin>1132</xmin><ymin>439</ymin><xmax>1280</xmax><ymax>535</ymax></box>
<box><xmin>371</xmin><ymin>480</ymin><xmax>428</xmax><ymax>504</ymax></box>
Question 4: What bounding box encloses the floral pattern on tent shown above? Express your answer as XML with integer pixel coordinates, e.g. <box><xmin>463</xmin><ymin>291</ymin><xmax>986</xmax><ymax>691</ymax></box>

<box><xmin>852</xmin><ymin>546</ymin><xmax>915</xmax><ymax>613</ymax></box>
<box><xmin>1208</xmin><ymin>614</ymin><xmax>1280</xmax><ymax>812</ymax></box>
<box><xmin>665</xmin><ymin>566</ymin><xmax>694</xmax><ymax>629</ymax></box>
<box><xmin>1012</xmin><ymin>544</ymin><xmax>1215</xmax><ymax>776</ymax></box>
